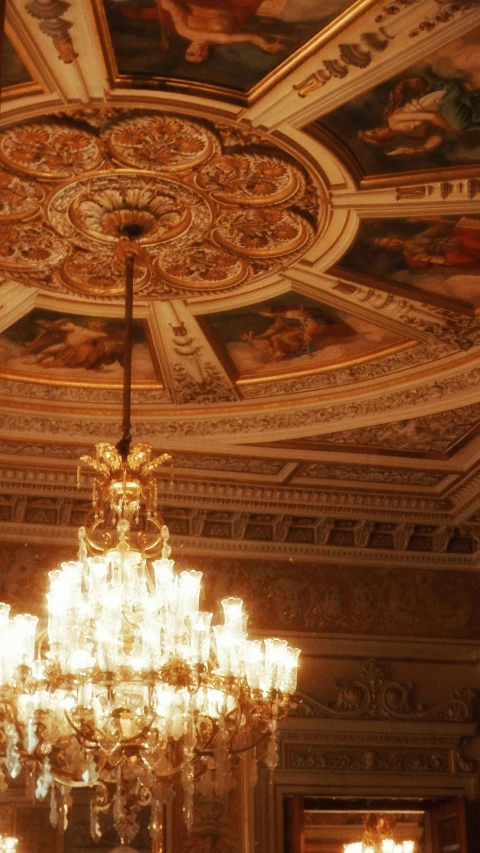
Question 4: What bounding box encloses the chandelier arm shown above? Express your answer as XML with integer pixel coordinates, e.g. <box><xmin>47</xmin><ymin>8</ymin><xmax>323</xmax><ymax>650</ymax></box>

<box><xmin>228</xmin><ymin>728</ymin><xmax>271</xmax><ymax>756</ymax></box>
<box><xmin>63</xmin><ymin>709</ymin><xmax>103</xmax><ymax>749</ymax></box>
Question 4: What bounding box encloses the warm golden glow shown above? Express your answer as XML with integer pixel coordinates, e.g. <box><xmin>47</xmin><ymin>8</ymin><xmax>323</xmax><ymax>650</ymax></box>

<box><xmin>344</xmin><ymin>844</ymin><xmax>414</xmax><ymax>853</ymax></box>
<box><xmin>0</xmin><ymin>838</ymin><xmax>18</xmax><ymax>853</ymax></box>
<box><xmin>0</xmin><ymin>442</ymin><xmax>299</xmax><ymax>845</ymax></box>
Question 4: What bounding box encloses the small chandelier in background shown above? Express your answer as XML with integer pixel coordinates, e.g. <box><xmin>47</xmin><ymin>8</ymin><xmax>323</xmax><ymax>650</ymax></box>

<box><xmin>344</xmin><ymin>814</ymin><xmax>415</xmax><ymax>853</ymax></box>
<box><xmin>0</xmin><ymin>838</ymin><xmax>18</xmax><ymax>853</ymax></box>
<box><xmin>0</xmin><ymin>236</ymin><xmax>300</xmax><ymax>844</ymax></box>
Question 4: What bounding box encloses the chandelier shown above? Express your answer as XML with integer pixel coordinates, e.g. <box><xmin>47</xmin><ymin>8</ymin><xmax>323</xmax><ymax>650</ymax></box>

<box><xmin>344</xmin><ymin>814</ymin><xmax>415</xmax><ymax>853</ymax></box>
<box><xmin>0</xmin><ymin>237</ymin><xmax>300</xmax><ymax>844</ymax></box>
<box><xmin>0</xmin><ymin>839</ymin><xmax>17</xmax><ymax>853</ymax></box>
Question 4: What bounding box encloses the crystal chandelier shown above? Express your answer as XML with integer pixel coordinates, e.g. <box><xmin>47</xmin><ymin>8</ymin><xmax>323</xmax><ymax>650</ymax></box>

<box><xmin>344</xmin><ymin>814</ymin><xmax>415</xmax><ymax>853</ymax></box>
<box><xmin>0</xmin><ymin>238</ymin><xmax>300</xmax><ymax>844</ymax></box>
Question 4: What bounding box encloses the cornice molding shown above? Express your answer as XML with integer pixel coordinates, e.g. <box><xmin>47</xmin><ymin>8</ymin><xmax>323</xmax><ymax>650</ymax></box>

<box><xmin>0</xmin><ymin>520</ymin><xmax>476</xmax><ymax>570</ymax></box>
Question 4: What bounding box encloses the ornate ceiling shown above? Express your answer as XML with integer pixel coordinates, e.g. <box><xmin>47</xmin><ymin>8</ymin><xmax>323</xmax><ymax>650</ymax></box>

<box><xmin>1</xmin><ymin>0</ymin><xmax>480</xmax><ymax>567</ymax></box>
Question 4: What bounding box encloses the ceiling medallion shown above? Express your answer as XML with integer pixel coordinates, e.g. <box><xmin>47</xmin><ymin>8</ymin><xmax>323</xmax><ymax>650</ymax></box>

<box><xmin>0</xmin><ymin>110</ymin><xmax>321</xmax><ymax>299</ymax></box>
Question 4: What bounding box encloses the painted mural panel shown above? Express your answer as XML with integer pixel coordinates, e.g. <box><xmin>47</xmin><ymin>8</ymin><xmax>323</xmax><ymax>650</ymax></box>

<box><xmin>339</xmin><ymin>215</ymin><xmax>480</xmax><ymax>307</ymax></box>
<box><xmin>101</xmin><ymin>0</ymin><xmax>352</xmax><ymax>93</ymax></box>
<box><xmin>0</xmin><ymin>309</ymin><xmax>159</xmax><ymax>385</ymax></box>
<box><xmin>2</xmin><ymin>36</ymin><xmax>31</xmax><ymax>87</ymax></box>
<box><xmin>204</xmin><ymin>294</ymin><xmax>406</xmax><ymax>378</ymax></box>
<box><xmin>316</xmin><ymin>28</ymin><xmax>480</xmax><ymax>176</ymax></box>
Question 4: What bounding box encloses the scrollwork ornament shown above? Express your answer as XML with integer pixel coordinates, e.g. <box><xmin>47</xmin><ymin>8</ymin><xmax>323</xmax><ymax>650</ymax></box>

<box><xmin>213</xmin><ymin>207</ymin><xmax>313</xmax><ymax>258</ymax></box>
<box><xmin>294</xmin><ymin>659</ymin><xmax>474</xmax><ymax>722</ymax></box>
<box><xmin>105</xmin><ymin>114</ymin><xmax>220</xmax><ymax>172</ymax></box>
<box><xmin>0</xmin><ymin>171</ymin><xmax>44</xmax><ymax>221</ymax></box>
<box><xmin>0</xmin><ymin>122</ymin><xmax>102</xmax><ymax>179</ymax></box>
<box><xmin>197</xmin><ymin>153</ymin><xmax>305</xmax><ymax>206</ymax></box>
<box><xmin>0</xmin><ymin>221</ymin><xmax>69</xmax><ymax>271</ymax></box>
<box><xmin>58</xmin><ymin>249</ymin><xmax>151</xmax><ymax>297</ymax></box>
<box><xmin>155</xmin><ymin>244</ymin><xmax>249</xmax><ymax>291</ymax></box>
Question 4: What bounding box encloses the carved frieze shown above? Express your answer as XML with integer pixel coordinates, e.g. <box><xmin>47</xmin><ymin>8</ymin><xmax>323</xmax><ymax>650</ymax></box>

<box><xmin>304</xmin><ymin>401</ymin><xmax>480</xmax><ymax>453</ymax></box>
<box><xmin>287</xmin><ymin>747</ymin><xmax>451</xmax><ymax>773</ymax></box>
<box><xmin>301</xmin><ymin>464</ymin><xmax>444</xmax><ymax>486</ymax></box>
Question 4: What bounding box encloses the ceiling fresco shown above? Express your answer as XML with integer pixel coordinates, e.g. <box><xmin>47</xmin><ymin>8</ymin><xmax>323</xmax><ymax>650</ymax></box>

<box><xmin>2</xmin><ymin>35</ymin><xmax>31</xmax><ymax>87</ymax></box>
<box><xmin>99</xmin><ymin>0</ymin><xmax>353</xmax><ymax>96</ymax></box>
<box><xmin>313</xmin><ymin>26</ymin><xmax>480</xmax><ymax>178</ymax></box>
<box><xmin>334</xmin><ymin>214</ymin><xmax>480</xmax><ymax>312</ymax></box>
<box><xmin>202</xmin><ymin>293</ymin><xmax>408</xmax><ymax>380</ymax></box>
<box><xmin>0</xmin><ymin>308</ymin><xmax>161</xmax><ymax>387</ymax></box>
<box><xmin>1</xmin><ymin>0</ymin><xmax>480</xmax><ymax>572</ymax></box>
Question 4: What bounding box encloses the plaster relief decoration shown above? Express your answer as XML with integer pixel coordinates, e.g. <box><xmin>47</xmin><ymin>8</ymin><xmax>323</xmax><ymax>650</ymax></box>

<box><xmin>308</xmin><ymin>401</ymin><xmax>480</xmax><ymax>455</ymax></box>
<box><xmin>99</xmin><ymin>0</ymin><xmax>352</xmax><ymax>96</ymax></box>
<box><xmin>0</xmin><ymin>308</ymin><xmax>161</xmax><ymax>386</ymax></box>
<box><xmin>25</xmin><ymin>0</ymin><xmax>78</xmax><ymax>63</ymax></box>
<box><xmin>195</xmin><ymin>556</ymin><xmax>480</xmax><ymax>638</ymax></box>
<box><xmin>293</xmin><ymin>659</ymin><xmax>474</xmax><ymax>721</ymax></box>
<box><xmin>1</xmin><ymin>36</ymin><xmax>32</xmax><ymax>87</ymax></box>
<box><xmin>336</xmin><ymin>215</ymin><xmax>480</xmax><ymax>310</ymax></box>
<box><xmin>0</xmin><ymin>110</ymin><xmax>320</xmax><ymax>299</ymax></box>
<box><xmin>314</xmin><ymin>27</ymin><xmax>480</xmax><ymax>176</ymax></box>
<box><xmin>300</xmin><ymin>463</ymin><xmax>445</xmax><ymax>486</ymax></box>
<box><xmin>201</xmin><ymin>294</ymin><xmax>408</xmax><ymax>380</ymax></box>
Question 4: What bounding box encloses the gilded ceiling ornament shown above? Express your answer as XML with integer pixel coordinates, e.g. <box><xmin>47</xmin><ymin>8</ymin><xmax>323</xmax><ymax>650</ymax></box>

<box><xmin>48</xmin><ymin>173</ymin><xmax>210</xmax><ymax>247</ymax></box>
<box><xmin>0</xmin><ymin>109</ymin><xmax>321</xmax><ymax>298</ymax></box>
<box><xmin>0</xmin><ymin>222</ymin><xmax>68</xmax><ymax>270</ymax></box>
<box><xmin>0</xmin><ymin>122</ymin><xmax>102</xmax><ymax>179</ymax></box>
<box><xmin>155</xmin><ymin>244</ymin><xmax>249</xmax><ymax>291</ymax></box>
<box><xmin>197</xmin><ymin>153</ymin><xmax>305</xmax><ymax>206</ymax></box>
<box><xmin>106</xmin><ymin>114</ymin><xmax>220</xmax><ymax>172</ymax></box>
<box><xmin>60</xmin><ymin>250</ymin><xmax>151</xmax><ymax>297</ymax></box>
<box><xmin>0</xmin><ymin>171</ymin><xmax>44</xmax><ymax>221</ymax></box>
<box><xmin>213</xmin><ymin>208</ymin><xmax>312</xmax><ymax>257</ymax></box>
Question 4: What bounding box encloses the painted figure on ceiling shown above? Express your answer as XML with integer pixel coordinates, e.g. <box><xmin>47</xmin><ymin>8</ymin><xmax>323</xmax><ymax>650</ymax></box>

<box><xmin>117</xmin><ymin>0</ymin><xmax>288</xmax><ymax>62</ymax></box>
<box><xmin>241</xmin><ymin>304</ymin><xmax>355</xmax><ymax>360</ymax></box>
<box><xmin>359</xmin><ymin>77</ymin><xmax>480</xmax><ymax>156</ymax></box>
<box><xmin>375</xmin><ymin>218</ymin><xmax>480</xmax><ymax>269</ymax></box>
<box><xmin>24</xmin><ymin>318</ymin><xmax>125</xmax><ymax>371</ymax></box>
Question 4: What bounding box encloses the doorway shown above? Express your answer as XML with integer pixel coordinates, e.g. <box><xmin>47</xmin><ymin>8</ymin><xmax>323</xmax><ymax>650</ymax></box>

<box><xmin>284</xmin><ymin>796</ymin><xmax>469</xmax><ymax>853</ymax></box>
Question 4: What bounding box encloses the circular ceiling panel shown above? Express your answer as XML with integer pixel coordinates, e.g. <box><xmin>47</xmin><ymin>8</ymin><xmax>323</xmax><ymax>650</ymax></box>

<box><xmin>0</xmin><ymin>121</ymin><xmax>104</xmax><ymax>179</ymax></box>
<box><xmin>0</xmin><ymin>107</ymin><xmax>326</xmax><ymax>300</ymax></box>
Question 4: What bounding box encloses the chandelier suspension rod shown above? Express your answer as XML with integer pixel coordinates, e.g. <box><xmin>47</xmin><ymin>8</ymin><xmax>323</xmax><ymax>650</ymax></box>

<box><xmin>118</xmin><ymin>246</ymin><xmax>135</xmax><ymax>458</ymax></box>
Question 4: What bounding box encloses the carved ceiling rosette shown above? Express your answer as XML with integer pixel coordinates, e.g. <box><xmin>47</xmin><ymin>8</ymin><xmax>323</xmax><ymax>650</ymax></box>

<box><xmin>213</xmin><ymin>208</ymin><xmax>313</xmax><ymax>259</ymax></box>
<box><xmin>0</xmin><ymin>109</ymin><xmax>321</xmax><ymax>300</ymax></box>
<box><xmin>0</xmin><ymin>221</ymin><xmax>69</xmax><ymax>271</ymax></box>
<box><xmin>0</xmin><ymin>171</ymin><xmax>45</xmax><ymax>221</ymax></box>
<box><xmin>196</xmin><ymin>153</ymin><xmax>306</xmax><ymax>206</ymax></box>
<box><xmin>155</xmin><ymin>244</ymin><xmax>249</xmax><ymax>292</ymax></box>
<box><xmin>48</xmin><ymin>173</ymin><xmax>210</xmax><ymax>246</ymax></box>
<box><xmin>59</xmin><ymin>251</ymin><xmax>151</xmax><ymax>297</ymax></box>
<box><xmin>0</xmin><ymin>122</ymin><xmax>103</xmax><ymax>179</ymax></box>
<box><xmin>105</xmin><ymin>114</ymin><xmax>221</xmax><ymax>172</ymax></box>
